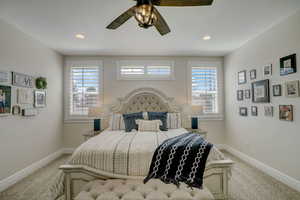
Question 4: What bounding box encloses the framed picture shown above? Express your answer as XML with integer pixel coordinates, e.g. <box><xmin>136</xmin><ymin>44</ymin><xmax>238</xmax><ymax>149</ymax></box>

<box><xmin>251</xmin><ymin>106</ymin><xmax>258</xmax><ymax>116</ymax></box>
<box><xmin>238</xmin><ymin>70</ymin><xmax>247</xmax><ymax>84</ymax></box>
<box><xmin>239</xmin><ymin>107</ymin><xmax>248</xmax><ymax>117</ymax></box>
<box><xmin>237</xmin><ymin>90</ymin><xmax>244</xmax><ymax>101</ymax></box>
<box><xmin>250</xmin><ymin>70</ymin><xmax>257</xmax><ymax>80</ymax></box>
<box><xmin>17</xmin><ymin>88</ymin><xmax>33</xmax><ymax>104</ymax></box>
<box><xmin>273</xmin><ymin>84</ymin><xmax>282</xmax><ymax>97</ymax></box>
<box><xmin>263</xmin><ymin>64</ymin><xmax>272</xmax><ymax>77</ymax></box>
<box><xmin>252</xmin><ymin>79</ymin><xmax>270</xmax><ymax>103</ymax></box>
<box><xmin>264</xmin><ymin>106</ymin><xmax>273</xmax><ymax>117</ymax></box>
<box><xmin>34</xmin><ymin>90</ymin><xmax>46</xmax><ymax>108</ymax></box>
<box><xmin>280</xmin><ymin>54</ymin><xmax>297</xmax><ymax>76</ymax></box>
<box><xmin>0</xmin><ymin>85</ymin><xmax>12</xmax><ymax>116</ymax></box>
<box><xmin>12</xmin><ymin>72</ymin><xmax>34</xmax><ymax>88</ymax></box>
<box><xmin>285</xmin><ymin>80</ymin><xmax>299</xmax><ymax>98</ymax></box>
<box><xmin>245</xmin><ymin>89</ymin><xmax>251</xmax><ymax>99</ymax></box>
<box><xmin>279</xmin><ymin>105</ymin><xmax>293</xmax><ymax>121</ymax></box>
<box><xmin>0</xmin><ymin>71</ymin><xmax>10</xmax><ymax>84</ymax></box>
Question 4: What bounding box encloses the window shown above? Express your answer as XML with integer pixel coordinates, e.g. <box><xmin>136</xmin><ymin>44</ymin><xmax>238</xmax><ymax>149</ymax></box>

<box><xmin>65</xmin><ymin>60</ymin><xmax>103</xmax><ymax>122</ymax></box>
<box><xmin>189</xmin><ymin>61</ymin><xmax>223</xmax><ymax>119</ymax></box>
<box><xmin>117</xmin><ymin>60</ymin><xmax>174</xmax><ymax>80</ymax></box>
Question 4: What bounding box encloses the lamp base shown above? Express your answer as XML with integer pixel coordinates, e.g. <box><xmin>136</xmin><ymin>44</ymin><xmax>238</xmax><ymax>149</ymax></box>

<box><xmin>191</xmin><ymin>117</ymin><xmax>198</xmax><ymax>129</ymax></box>
<box><xmin>94</xmin><ymin>119</ymin><xmax>101</xmax><ymax>131</ymax></box>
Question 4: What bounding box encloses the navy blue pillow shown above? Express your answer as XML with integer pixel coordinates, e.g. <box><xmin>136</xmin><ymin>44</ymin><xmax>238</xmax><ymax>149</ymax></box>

<box><xmin>123</xmin><ymin>112</ymin><xmax>144</xmax><ymax>132</ymax></box>
<box><xmin>148</xmin><ymin>112</ymin><xmax>168</xmax><ymax>131</ymax></box>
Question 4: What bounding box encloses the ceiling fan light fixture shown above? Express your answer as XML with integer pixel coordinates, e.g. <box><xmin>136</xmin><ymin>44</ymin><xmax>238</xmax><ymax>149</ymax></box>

<box><xmin>203</xmin><ymin>35</ymin><xmax>211</xmax><ymax>40</ymax></box>
<box><xmin>134</xmin><ymin>4</ymin><xmax>157</xmax><ymax>28</ymax></box>
<box><xmin>75</xmin><ymin>33</ymin><xmax>85</xmax><ymax>39</ymax></box>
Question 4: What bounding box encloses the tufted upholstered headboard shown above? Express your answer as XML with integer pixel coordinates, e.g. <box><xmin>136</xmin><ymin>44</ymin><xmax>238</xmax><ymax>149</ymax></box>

<box><xmin>110</xmin><ymin>88</ymin><xmax>181</xmax><ymax>114</ymax></box>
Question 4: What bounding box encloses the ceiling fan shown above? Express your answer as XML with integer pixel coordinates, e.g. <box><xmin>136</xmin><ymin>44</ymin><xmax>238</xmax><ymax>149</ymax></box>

<box><xmin>106</xmin><ymin>0</ymin><xmax>214</xmax><ymax>36</ymax></box>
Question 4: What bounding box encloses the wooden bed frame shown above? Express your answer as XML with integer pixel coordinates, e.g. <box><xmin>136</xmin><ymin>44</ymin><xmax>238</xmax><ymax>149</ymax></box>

<box><xmin>60</xmin><ymin>87</ymin><xmax>234</xmax><ymax>200</ymax></box>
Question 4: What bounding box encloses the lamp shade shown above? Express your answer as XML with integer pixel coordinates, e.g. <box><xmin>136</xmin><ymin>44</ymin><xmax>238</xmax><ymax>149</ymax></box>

<box><xmin>191</xmin><ymin>105</ymin><xmax>203</xmax><ymax>116</ymax></box>
<box><xmin>88</xmin><ymin>107</ymin><xmax>104</xmax><ymax>118</ymax></box>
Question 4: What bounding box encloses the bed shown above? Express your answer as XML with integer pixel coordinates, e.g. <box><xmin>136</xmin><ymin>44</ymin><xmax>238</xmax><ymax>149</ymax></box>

<box><xmin>59</xmin><ymin>87</ymin><xmax>233</xmax><ymax>200</ymax></box>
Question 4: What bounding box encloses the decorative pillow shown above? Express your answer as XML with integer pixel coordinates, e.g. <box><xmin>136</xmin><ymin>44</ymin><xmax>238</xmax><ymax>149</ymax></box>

<box><xmin>167</xmin><ymin>113</ymin><xmax>182</xmax><ymax>129</ymax></box>
<box><xmin>136</xmin><ymin>120</ymin><xmax>162</xmax><ymax>132</ymax></box>
<box><xmin>123</xmin><ymin>112</ymin><xmax>144</xmax><ymax>132</ymax></box>
<box><xmin>148</xmin><ymin>112</ymin><xmax>168</xmax><ymax>131</ymax></box>
<box><xmin>108</xmin><ymin>113</ymin><xmax>126</xmax><ymax>130</ymax></box>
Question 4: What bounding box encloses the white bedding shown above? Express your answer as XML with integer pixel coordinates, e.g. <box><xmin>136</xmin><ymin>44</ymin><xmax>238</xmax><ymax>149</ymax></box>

<box><xmin>69</xmin><ymin>128</ymin><xmax>225</xmax><ymax>177</ymax></box>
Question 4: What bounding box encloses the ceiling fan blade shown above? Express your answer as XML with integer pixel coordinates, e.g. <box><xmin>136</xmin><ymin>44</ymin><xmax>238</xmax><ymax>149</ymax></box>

<box><xmin>151</xmin><ymin>0</ymin><xmax>213</xmax><ymax>6</ymax></box>
<box><xmin>106</xmin><ymin>6</ymin><xmax>136</xmax><ymax>29</ymax></box>
<box><xmin>153</xmin><ymin>7</ymin><xmax>171</xmax><ymax>36</ymax></box>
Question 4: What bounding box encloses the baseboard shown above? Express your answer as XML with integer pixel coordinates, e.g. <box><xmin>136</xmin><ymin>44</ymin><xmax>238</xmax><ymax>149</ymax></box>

<box><xmin>0</xmin><ymin>149</ymin><xmax>64</xmax><ymax>192</ymax></box>
<box><xmin>223</xmin><ymin>144</ymin><xmax>300</xmax><ymax>193</ymax></box>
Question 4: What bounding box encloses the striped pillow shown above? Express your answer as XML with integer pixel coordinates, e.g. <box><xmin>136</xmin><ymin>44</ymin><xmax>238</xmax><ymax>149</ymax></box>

<box><xmin>136</xmin><ymin>120</ymin><xmax>162</xmax><ymax>132</ymax></box>
<box><xmin>167</xmin><ymin>113</ymin><xmax>182</xmax><ymax>129</ymax></box>
<box><xmin>108</xmin><ymin>113</ymin><xmax>125</xmax><ymax>130</ymax></box>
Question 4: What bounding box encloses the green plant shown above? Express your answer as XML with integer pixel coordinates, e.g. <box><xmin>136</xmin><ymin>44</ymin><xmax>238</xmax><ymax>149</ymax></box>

<box><xmin>36</xmin><ymin>77</ymin><xmax>47</xmax><ymax>89</ymax></box>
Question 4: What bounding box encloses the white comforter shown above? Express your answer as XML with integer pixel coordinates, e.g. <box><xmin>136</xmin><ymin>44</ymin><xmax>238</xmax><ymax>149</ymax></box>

<box><xmin>69</xmin><ymin>128</ymin><xmax>224</xmax><ymax>177</ymax></box>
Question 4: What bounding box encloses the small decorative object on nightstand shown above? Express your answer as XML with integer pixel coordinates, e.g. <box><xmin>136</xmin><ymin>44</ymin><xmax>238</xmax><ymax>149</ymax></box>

<box><xmin>89</xmin><ymin>106</ymin><xmax>104</xmax><ymax>131</ymax></box>
<box><xmin>83</xmin><ymin>130</ymin><xmax>103</xmax><ymax>141</ymax></box>
<box><xmin>191</xmin><ymin>105</ymin><xmax>203</xmax><ymax>129</ymax></box>
<box><xmin>186</xmin><ymin>128</ymin><xmax>207</xmax><ymax>139</ymax></box>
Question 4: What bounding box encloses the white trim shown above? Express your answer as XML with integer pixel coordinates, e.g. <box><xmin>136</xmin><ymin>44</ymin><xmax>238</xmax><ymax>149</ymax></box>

<box><xmin>222</xmin><ymin>144</ymin><xmax>300</xmax><ymax>193</ymax></box>
<box><xmin>0</xmin><ymin>149</ymin><xmax>64</xmax><ymax>192</ymax></box>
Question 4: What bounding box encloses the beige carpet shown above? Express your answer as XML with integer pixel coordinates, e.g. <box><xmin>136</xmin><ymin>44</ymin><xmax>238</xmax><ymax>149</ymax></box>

<box><xmin>1</xmin><ymin>151</ymin><xmax>300</xmax><ymax>200</ymax></box>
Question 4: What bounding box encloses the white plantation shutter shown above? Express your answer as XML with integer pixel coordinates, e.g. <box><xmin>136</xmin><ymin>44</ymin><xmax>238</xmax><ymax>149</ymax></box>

<box><xmin>65</xmin><ymin>60</ymin><xmax>103</xmax><ymax>121</ymax></box>
<box><xmin>147</xmin><ymin>66</ymin><xmax>171</xmax><ymax>76</ymax></box>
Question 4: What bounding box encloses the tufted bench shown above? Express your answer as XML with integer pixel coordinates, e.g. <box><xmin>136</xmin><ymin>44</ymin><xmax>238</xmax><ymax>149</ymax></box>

<box><xmin>75</xmin><ymin>179</ymin><xmax>215</xmax><ymax>200</ymax></box>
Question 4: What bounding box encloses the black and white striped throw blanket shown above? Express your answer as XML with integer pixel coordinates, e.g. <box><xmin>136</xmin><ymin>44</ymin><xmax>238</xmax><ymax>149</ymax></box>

<box><xmin>144</xmin><ymin>132</ymin><xmax>213</xmax><ymax>189</ymax></box>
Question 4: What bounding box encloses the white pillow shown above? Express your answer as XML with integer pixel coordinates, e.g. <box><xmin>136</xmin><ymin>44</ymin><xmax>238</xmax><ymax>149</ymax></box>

<box><xmin>167</xmin><ymin>113</ymin><xmax>182</xmax><ymax>129</ymax></box>
<box><xmin>108</xmin><ymin>113</ymin><xmax>125</xmax><ymax>130</ymax></box>
<box><xmin>136</xmin><ymin>120</ymin><xmax>162</xmax><ymax>132</ymax></box>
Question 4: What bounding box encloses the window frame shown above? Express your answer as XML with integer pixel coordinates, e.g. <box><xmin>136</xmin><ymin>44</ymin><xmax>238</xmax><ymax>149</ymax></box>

<box><xmin>188</xmin><ymin>61</ymin><xmax>224</xmax><ymax>120</ymax></box>
<box><xmin>117</xmin><ymin>60</ymin><xmax>175</xmax><ymax>80</ymax></box>
<box><xmin>64</xmin><ymin>59</ymin><xmax>104</xmax><ymax>123</ymax></box>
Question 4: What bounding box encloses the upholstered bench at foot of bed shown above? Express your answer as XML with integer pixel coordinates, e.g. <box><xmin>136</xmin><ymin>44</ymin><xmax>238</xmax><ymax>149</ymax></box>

<box><xmin>75</xmin><ymin>179</ymin><xmax>215</xmax><ymax>200</ymax></box>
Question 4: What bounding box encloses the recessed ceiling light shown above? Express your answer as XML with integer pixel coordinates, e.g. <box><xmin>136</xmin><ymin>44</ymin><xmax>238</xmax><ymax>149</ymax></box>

<box><xmin>75</xmin><ymin>34</ymin><xmax>85</xmax><ymax>39</ymax></box>
<box><xmin>203</xmin><ymin>35</ymin><xmax>211</xmax><ymax>41</ymax></box>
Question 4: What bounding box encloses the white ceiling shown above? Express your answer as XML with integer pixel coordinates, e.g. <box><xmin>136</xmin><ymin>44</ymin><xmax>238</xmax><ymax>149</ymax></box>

<box><xmin>0</xmin><ymin>0</ymin><xmax>300</xmax><ymax>56</ymax></box>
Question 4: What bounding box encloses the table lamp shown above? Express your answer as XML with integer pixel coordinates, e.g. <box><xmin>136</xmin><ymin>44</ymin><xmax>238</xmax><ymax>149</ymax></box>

<box><xmin>88</xmin><ymin>107</ymin><xmax>104</xmax><ymax>131</ymax></box>
<box><xmin>191</xmin><ymin>105</ymin><xmax>203</xmax><ymax>129</ymax></box>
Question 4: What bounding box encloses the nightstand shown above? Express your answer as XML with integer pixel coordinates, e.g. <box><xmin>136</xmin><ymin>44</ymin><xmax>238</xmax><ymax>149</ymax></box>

<box><xmin>186</xmin><ymin>128</ymin><xmax>207</xmax><ymax>139</ymax></box>
<box><xmin>83</xmin><ymin>130</ymin><xmax>103</xmax><ymax>141</ymax></box>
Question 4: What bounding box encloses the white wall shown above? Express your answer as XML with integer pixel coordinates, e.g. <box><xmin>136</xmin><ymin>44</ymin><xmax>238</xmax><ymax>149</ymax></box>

<box><xmin>224</xmin><ymin>10</ymin><xmax>300</xmax><ymax>181</ymax></box>
<box><xmin>0</xmin><ymin>19</ymin><xmax>63</xmax><ymax>180</ymax></box>
<box><xmin>63</xmin><ymin>56</ymin><xmax>225</xmax><ymax>148</ymax></box>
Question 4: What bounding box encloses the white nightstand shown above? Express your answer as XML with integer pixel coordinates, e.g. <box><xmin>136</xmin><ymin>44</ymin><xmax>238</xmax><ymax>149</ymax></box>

<box><xmin>83</xmin><ymin>130</ymin><xmax>103</xmax><ymax>141</ymax></box>
<box><xmin>186</xmin><ymin>128</ymin><xmax>207</xmax><ymax>139</ymax></box>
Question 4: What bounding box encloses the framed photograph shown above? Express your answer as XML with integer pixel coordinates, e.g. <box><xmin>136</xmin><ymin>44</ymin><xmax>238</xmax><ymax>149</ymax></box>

<box><xmin>237</xmin><ymin>90</ymin><xmax>244</xmax><ymax>101</ymax></box>
<box><xmin>252</xmin><ymin>79</ymin><xmax>270</xmax><ymax>103</ymax></box>
<box><xmin>279</xmin><ymin>105</ymin><xmax>293</xmax><ymax>121</ymax></box>
<box><xmin>12</xmin><ymin>72</ymin><xmax>34</xmax><ymax>88</ymax></box>
<box><xmin>285</xmin><ymin>80</ymin><xmax>299</xmax><ymax>98</ymax></box>
<box><xmin>245</xmin><ymin>89</ymin><xmax>251</xmax><ymax>99</ymax></box>
<box><xmin>0</xmin><ymin>71</ymin><xmax>10</xmax><ymax>84</ymax></box>
<box><xmin>238</xmin><ymin>71</ymin><xmax>247</xmax><ymax>85</ymax></box>
<box><xmin>239</xmin><ymin>107</ymin><xmax>248</xmax><ymax>117</ymax></box>
<box><xmin>34</xmin><ymin>90</ymin><xmax>46</xmax><ymax>108</ymax></box>
<box><xmin>0</xmin><ymin>85</ymin><xmax>12</xmax><ymax>116</ymax></box>
<box><xmin>250</xmin><ymin>70</ymin><xmax>257</xmax><ymax>80</ymax></box>
<box><xmin>264</xmin><ymin>106</ymin><xmax>273</xmax><ymax>117</ymax></box>
<box><xmin>273</xmin><ymin>85</ymin><xmax>282</xmax><ymax>97</ymax></box>
<box><xmin>251</xmin><ymin>106</ymin><xmax>258</xmax><ymax>116</ymax></box>
<box><xmin>280</xmin><ymin>54</ymin><xmax>297</xmax><ymax>76</ymax></box>
<box><xmin>17</xmin><ymin>88</ymin><xmax>33</xmax><ymax>104</ymax></box>
<box><xmin>263</xmin><ymin>64</ymin><xmax>272</xmax><ymax>77</ymax></box>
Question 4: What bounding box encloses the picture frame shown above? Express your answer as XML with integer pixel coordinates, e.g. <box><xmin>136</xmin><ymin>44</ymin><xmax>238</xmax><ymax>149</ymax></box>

<box><xmin>238</xmin><ymin>70</ymin><xmax>247</xmax><ymax>85</ymax></box>
<box><xmin>252</xmin><ymin>79</ymin><xmax>270</xmax><ymax>103</ymax></box>
<box><xmin>237</xmin><ymin>90</ymin><xmax>244</xmax><ymax>101</ymax></box>
<box><xmin>263</xmin><ymin>64</ymin><xmax>272</xmax><ymax>77</ymax></box>
<box><xmin>0</xmin><ymin>85</ymin><xmax>12</xmax><ymax>116</ymax></box>
<box><xmin>280</xmin><ymin>54</ymin><xmax>297</xmax><ymax>76</ymax></box>
<box><xmin>250</xmin><ymin>69</ymin><xmax>257</xmax><ymax>80</ymax></box>
<box><xmin>245</xmin><ymin>89</ymin><xmax>251</xmax><ymax>99</ymax></box>
<box><xmin>239</xmin><ymin>107</ymin><xmax>248</xmax><ymax>117</ymax></box>
<box><xmin>0</xmin><ymin>71</ymin><xmax>10</xmax><ymax>84</ymax></box>
<box><xmin>285</xmin><ymin>80</ymin><xmax>299</xmax><ymax>98</ymax></box>
<box><xmin>279</xmin><ymin>105</ymin><xmax>293</xmax><ymax>121</ymax></box>
<box><xmin>264</xmin><ymin>106</ymin><xmax>273</xmax><ymax>117</ymax></box>
<box><xmin>17</xmin><ymin>88</ymin><xmax>33</xmax><ymax>104</ymax></box>
<box><xmin>273</xmin><ymin>84</ymin><xmax>282</xmax><ymax>97</ymax></box>
<box><xmin>12</xmin><ymin>72</ymin><xmax>34</xmax><ymax>88</ymax></box>
<box><xmin>34</xmin><ymin>90</ymin><xmax>46</xmax><ymax>108</ymax></box>
<box><xmin>251</xmin><ymin>106</ymin><xmax>258</xmax><ymax>116</ymax></box>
